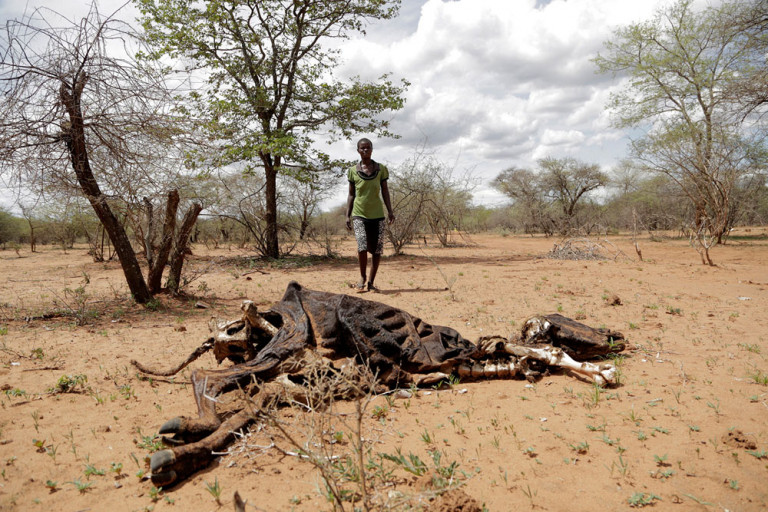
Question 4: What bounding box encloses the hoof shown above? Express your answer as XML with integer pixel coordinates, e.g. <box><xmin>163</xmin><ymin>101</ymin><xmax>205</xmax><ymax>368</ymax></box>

<box><xmin>159</xmin><ymin>417</ymin><xmax>183</xmax><ymax>435</ymax></box>
<box><xmin>150</xmin><ymin>450</ymin><xmax>178</xmax><ymax>487</ymax></box>
<box><xmin>150</xmin><ymin>449</ymin><xmax>176</xmax><ymax>472</ymax></box>
<box><xmin>151</xmin><ymin>469</ymin><xmax>178</xmax><ymax>487</ymax></box>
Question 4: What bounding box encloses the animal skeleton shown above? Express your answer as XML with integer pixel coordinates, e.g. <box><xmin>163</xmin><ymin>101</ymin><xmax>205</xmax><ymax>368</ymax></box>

<box><xmin>132</xmin><ymin>282</ymin><xmax>625</xmax><ymax>486</ymax></box>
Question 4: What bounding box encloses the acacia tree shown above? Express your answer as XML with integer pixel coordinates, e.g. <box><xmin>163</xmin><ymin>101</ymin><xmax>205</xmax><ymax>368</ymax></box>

<box><xmin>538</xmin><ymin>157</ymin><xmax>607</xmax><ymax>234</ymax></box>
<box><xmin>0</xmin><ymin>4</ymin><xmax>191</xmax><ymax>302</ymax></box>
<box><xmin>594</xmin><ymin>0</ymin><xmax>768</xmax><ymax>264</ymax></box>
<box><xmin>724</xmin><ymin>0</ymin><xmax>768</xmax><ymax>119</ymax></box>
<box><xmin>492</xmin><ymin>167</ymin><xmax>555</xmax><ymax>235</ymax></box>
<box><xmin>493</xmin><ymin>158</ymin><xmax>606</xmax><ymax>235</ymax></box>
<box><xmin>137</xmin><ymin>0</ymin><xmax>408</xmax><ymax>258</ymax></box>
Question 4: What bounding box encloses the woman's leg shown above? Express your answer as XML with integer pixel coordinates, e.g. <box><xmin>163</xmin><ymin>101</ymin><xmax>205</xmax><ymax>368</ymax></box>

<box><xmin>368</xmin><ymin>219</ymin><xmax>387</xmax><ymax>290</ymax></box>
<box><xmin>358</xmin><ymin>251</ymin><xmax>368</xmax><ymax>283</ymax></box>
<box><xmin>369</xmin><ymin>253</ymin><xmax>380</xmax><ymax>286</ymax></box>
<box><xmin>352</xmin><ymin>218</ymin><xmax>368</xmax><ymax>290</ymax></box>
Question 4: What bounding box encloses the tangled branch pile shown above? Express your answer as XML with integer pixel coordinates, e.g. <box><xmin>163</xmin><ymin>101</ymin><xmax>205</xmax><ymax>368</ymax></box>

<box><xmin>546</xmin><ymin>238</ymin><xmax>632</xmax><ymax>262</ymax></box>
<box><xmin>547</xmin><ymin>238</ymin><xmax>608</xmax><ymax>261</ymax></box>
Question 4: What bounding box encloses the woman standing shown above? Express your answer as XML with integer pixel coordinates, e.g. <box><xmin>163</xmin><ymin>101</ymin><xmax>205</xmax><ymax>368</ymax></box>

<box><xmin>345</xmin><ymin>138</ymin><xmax>395</xmax><ymax>292</ymax></box>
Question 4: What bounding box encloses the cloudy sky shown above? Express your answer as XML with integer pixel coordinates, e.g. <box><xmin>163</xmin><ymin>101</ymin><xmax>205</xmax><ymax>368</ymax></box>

<box><xmin>1</xmin><ymin>0</ymin><xmax>693</xmax><ymax>209</ymax></box>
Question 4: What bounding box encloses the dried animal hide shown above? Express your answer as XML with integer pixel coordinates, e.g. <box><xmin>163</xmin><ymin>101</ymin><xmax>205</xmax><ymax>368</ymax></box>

<box><xmin>132</xmin><ymin>281</ymin><xmax>625</xmax><ymax>487</ymax></box>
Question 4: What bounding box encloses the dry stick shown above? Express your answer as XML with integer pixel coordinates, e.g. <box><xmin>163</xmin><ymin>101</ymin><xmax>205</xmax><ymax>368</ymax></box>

<box><xmin>419</xmin><ymin>246</ymin><xmax>457</xmax><ymax>300</ymax></box>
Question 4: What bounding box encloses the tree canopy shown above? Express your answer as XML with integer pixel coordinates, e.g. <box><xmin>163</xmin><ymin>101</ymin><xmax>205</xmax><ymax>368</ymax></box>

<box><xmin>137</xmin><ymin>0</ymin><xmax>409</xmax><ymax>257</ymax></box>
<box><xmin>594</xmin><ymin>0</ymin><xmax>768</xmax><ymax>264</ymax></box>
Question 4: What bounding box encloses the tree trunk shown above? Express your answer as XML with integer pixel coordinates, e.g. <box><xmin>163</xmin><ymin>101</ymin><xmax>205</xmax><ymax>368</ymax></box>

<box><xmin>59</xmin><ymin>76</ymin><xmax>152</xmax><ymax>303</ymax></box>
<box><xmin>167</xmin><ymin>202</ymin><xmax>203</xmax><ymax>294</ymax></box>
<box><xmin>147</xmin><ymin>190</ymin><xmax>179</xmax><ymax>294</ymax></box>
<box><xmin>264</xmin><ymin>164</ymin><xmax>279</xmax><ymax>258</ymax></box>
<box><xmin>26</xmin><ymin>219</ymin><xmax>36</xmax><ymax>253</ymax></box>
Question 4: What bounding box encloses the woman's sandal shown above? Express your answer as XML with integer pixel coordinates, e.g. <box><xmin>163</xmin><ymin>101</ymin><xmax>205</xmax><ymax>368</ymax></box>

<box><xmin>367</xmin><ymin>282</ymin><xmax>378</xmax><ymax>293</ymax></box>
<box><xmin>354</xmin><ymin>279</ymin><xmax>367</xmax><ymax>293</ymax></box>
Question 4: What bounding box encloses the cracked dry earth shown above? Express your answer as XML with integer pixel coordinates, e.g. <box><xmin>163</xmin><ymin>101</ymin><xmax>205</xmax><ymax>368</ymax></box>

<box><xmin>0</xmin><ymin>231</ymin><xmax>767</xmax><ymax>511</ymax></box>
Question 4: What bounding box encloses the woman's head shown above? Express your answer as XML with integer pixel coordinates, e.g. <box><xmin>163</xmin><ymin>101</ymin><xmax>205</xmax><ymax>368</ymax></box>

<box><xmin>357</xmin><ymin>138</ymin><xmax>373</xmax><ymax>158</ymax></box>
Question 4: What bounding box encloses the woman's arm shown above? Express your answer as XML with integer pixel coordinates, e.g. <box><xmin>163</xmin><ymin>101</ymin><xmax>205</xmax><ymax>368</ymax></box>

<box><xmin>381</xmin><ymin>181</ymin><xmax>395</xmax><ymax>224</ymax></box>
<box><xmin>345</xmin><ymin>181</ymin><xmax>356</xmax><ymax>230</ymax></box>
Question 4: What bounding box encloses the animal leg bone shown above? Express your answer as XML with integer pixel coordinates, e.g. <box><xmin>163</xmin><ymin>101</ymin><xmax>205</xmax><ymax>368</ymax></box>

<box><xmin>500</xmin><ymin>343</ymin><xmax>616</xmax><ymax>386</ymax></box>
<box><xmin>241</xmin><ymin>301</ymin><xmax>279</xmax><ymax>337</ymax></box>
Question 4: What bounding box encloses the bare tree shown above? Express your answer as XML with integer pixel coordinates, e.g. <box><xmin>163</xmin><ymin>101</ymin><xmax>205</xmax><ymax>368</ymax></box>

<box><xmin>385</xmin><ymin>153</ymin><xmax>467</xmax><ymax>254</ymax></box>
<box><xmin>0</xmin><ymin>4</ymin><xmax>192</xmax><ymax>302</ymax></box>
<box><xmin>281</xmin><ymin>173</ymin><xmax>338</xmax><ymax>242</ymax></box>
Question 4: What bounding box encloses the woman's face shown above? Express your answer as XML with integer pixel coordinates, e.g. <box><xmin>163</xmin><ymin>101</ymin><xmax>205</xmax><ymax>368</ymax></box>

<box><xmin>357</xmin><ymin>141</ymin><xmax>373</xmax><ymax>159</ymax></box>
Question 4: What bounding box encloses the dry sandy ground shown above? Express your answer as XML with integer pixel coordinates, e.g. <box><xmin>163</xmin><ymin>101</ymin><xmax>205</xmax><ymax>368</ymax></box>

<box><xmin>0</xmin><ymin>231</ymin><xmax>767</xmax><ymax>511</ymax></box>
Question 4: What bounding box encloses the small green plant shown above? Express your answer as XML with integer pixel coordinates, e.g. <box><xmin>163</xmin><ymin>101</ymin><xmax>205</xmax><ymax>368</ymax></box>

<box><xmin>570</xmin><ymin>441</ymin><xmax>590</xmax><ymax>454</ymax></box>
<box><xmin>32</xmin><ymin>438</ymin><xmax>46</xmax><ymax>452</ymax></box>
<box><xmin>653</xmin><ymin>453</ymin><xmax>668</xmax><ymax>466</ymax></box>
<box><xmin>149</xmin><ymin>485</ymin><xmax>162</xmax><ymax>502</ymax></box>
<box><xmin>521</xmin><ymin>483</ymin><xmax>537</xmax><ymax>506</ymax></box>
<box><xmin>45</xmin><ymin>480</ymin><xmax>58</xmax><ymax>492</ymax></box>
<box><xmin>134</xmin><ymin>429</ymin><xmax>163</xmax><ymax>453</ymax></box>
<box><xmin>747</xmin><ymin>449</ymin><xmax>767</xmax><ymax>459</ymax></box>
<box><xmin>45</xmin><ymin>444</ymin><xmax>59</xmax><ymax>461</ymax></box>
<box><xmin>628</xmin><ymin>492</ymin><xmax>661</xmax><ymax>507</ymax></box>
<box><xmin>747</xmin><ymin>369</ymin><xmax>768</xmax><ymax>386</ymax></box>
<box><xmin>145</xmin><ymin>297</ymin><xmax>163</xmax><ymax>311</ymax></box>
<box><xmin>371</xmin><ymin>405</ymin><xmax>388</xmax><ymax>420</ymax></box>
<box><xmin>380</xmin><ymin>449</ymin><xmax>428</xmax><ymax>476</ymax></box>
<box><xmin>585</xmin><ymin>383</ymin><xmax>603</xmax><ymax>408</ymax></box>
<box><xmin>69</xmin><ymin>478</ymin><xmax>94</xmax><ymax>494</ymax></box>
<box><xmin>666</xmin><ymin>306</ymin><xmax>682</xmax><ymax>316</ymax></box>
<box><xmin>608</xmin><ymin>454</ymin><xmax>629</xmax><ymax>478</ymax></box>
<box><xmin>205</xmin><ymin>477</ymin><xmax>222</xmax><ymax>505</ymax></box>
<box><xmin>51</xmin><ymin>374</ymin><xmax>88</xmax><ymax>394</ymax></box>
<box><xmin>4</xmin><ymin>388</ymin><xmax>27</xmax><ymax>398</ymax></box>
<box><xmin>110</xmin><ymin>461</ymin><xmax>124</xmax><ymax>477</ymax></box>
<box><xmin>420</xmin><ymin>429</ymin><xmax>433</xmax><ymax>444</ymax></box>
<box><xmin>738</xmin><ymin>343</ymin><xmax>761</xmax><ymax>354</ymax></box>
<box><xmin>84</xmin><ymin>463</ymin><xmax>105</xmax><ymax>478</ymax></box>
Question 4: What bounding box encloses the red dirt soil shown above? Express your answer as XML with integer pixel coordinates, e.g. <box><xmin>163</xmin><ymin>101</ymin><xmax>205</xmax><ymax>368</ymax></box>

<box><xmin>0</xmin><ymin>230</ymin><xmax>767</xmax><ymax>511</ymax></box>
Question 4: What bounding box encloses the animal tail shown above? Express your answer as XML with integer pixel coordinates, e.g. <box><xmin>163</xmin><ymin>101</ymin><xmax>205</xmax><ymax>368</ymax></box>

<box><xmin>130</xmin><ymin>338</ymin><xmax>214</xmax><ymax>376</ymax></box>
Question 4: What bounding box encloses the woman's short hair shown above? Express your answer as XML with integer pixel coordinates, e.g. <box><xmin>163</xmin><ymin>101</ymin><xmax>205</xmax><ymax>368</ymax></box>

<box><xmin>357</xmin><ymin>138</ymin><xmax>373</xmax><ymax>149</ymax></box>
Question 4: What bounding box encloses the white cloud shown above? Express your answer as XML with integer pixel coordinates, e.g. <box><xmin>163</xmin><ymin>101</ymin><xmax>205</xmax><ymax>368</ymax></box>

<box><xmin>337</xmin><ymin>0</ymin><xmax>680</xmax><ymax>199</ymax></box>
<box><xmin>2</xmin><ymin>0</ymin><xmax>684</xmax><ymax>210</ymax></box>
